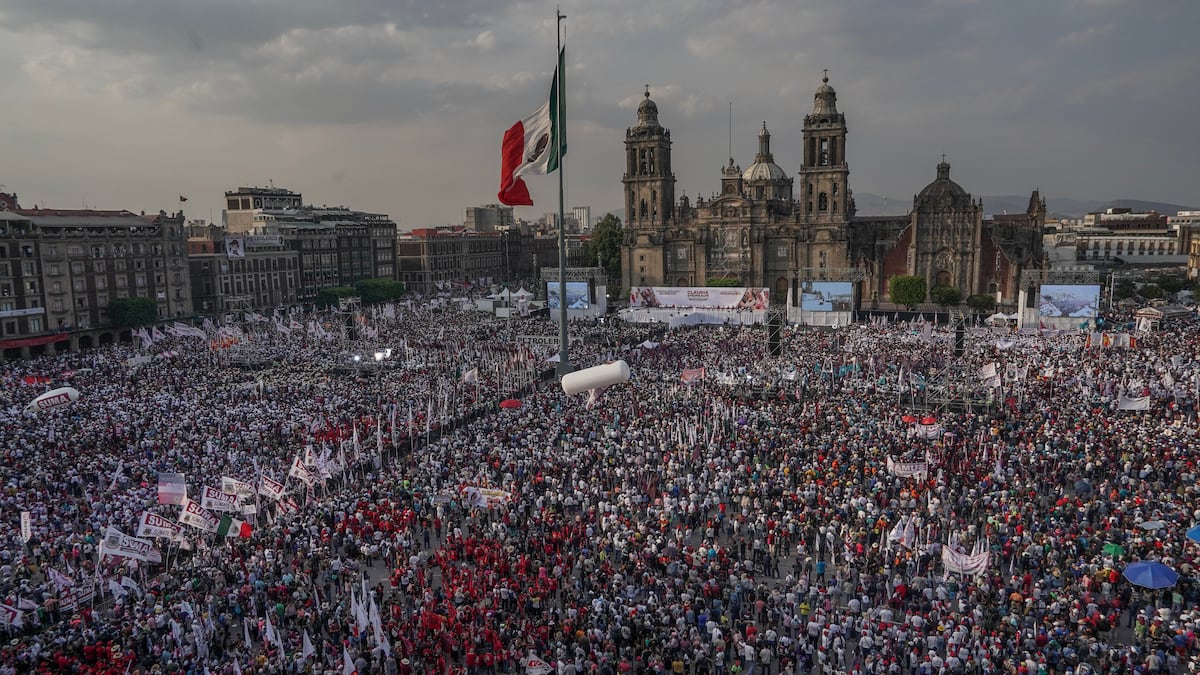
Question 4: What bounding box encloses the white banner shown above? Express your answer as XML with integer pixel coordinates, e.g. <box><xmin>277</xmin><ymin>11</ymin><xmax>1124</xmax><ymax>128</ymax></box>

<box><xmin>136</xmin><ymin>511</ymin><xmax>182</xmax><ymax>539</ymax></box>
<box><xmin>259</xmin><ymin>475</ymin><xmax>286</xmax><ymax>501</ymax></box>
<box><xmin>886</xmin><ymin>456</ymin><xmax>928</xmax><ymax>479</ymax></box>
<box><xmin>978</xmin><ymin>363</ymin><xmax>997</xmax><ymax>381</ymax></box>
<box><xmin>1118</xmin><ymin>395</ymin><xmax>1151</xmax><ymax>411</ymax></box>
<box><xmin>522</xmin><ymin>656</ymin><xmax>554</xmax><ymax>675</ymax></box>
<box><xmin>463</xmin><ymin>486</ymin><xmax>511</xmax><ymax>509</ymax></box>
<box><xmin>200</xmin><ymin>486</ymin><xmax>239</xmax><ymax>512</ymax></box>
<box><xmin>911</xmin><ymin>423</ymin><xmax>944</xmax><ymax>440</ymax></box>
<box><xmin>629</xmin><ymin>286</ymin><xmax>770</xmax><ymax>310</ymax></box>
<box><xmin>179</xmin><ymin>499</ymin><xmax>220</xmax><ymax>533</ymax></box>
<box><xmin>0</xmin><ymin>604</ymin><xmax>22</xmax><ymax>627</ymax></box>
<box><xmin>20</xmin><ymin>511</ymin><xmax>31</xmax><ymax>543</ymax></box>
<box><xmin>941</xmin><ymin>543</ymin><xmax>990</xmax><ymax>576</ymax></box>
<box><xmin>58</xmin><ymin>587</ymin><xmax>94</xmax><ymax>612</ymax></box>
<box><xmin>289</xmin><ymin>456</ymin><xmax>315</xmax><ymax>486</ymax></box>
<box><xmin>221</xmin><ymin>476</ymin><xmax>255</xmax><ymax>498</ymax></box>
<box><xmin>101</xmin><ymin>526</ymin><xmax>161</xmax><ymax>563</ymax></box>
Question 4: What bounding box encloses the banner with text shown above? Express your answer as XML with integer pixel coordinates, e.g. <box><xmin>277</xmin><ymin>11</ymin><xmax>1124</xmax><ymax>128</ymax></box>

<box><xmin>136</xmin><ymin>511</ymin><xmax>182</xmax><ymax>539</ymax></box>
<box><xmin>629</xmin><ymin>286</ymin><xmax>770</xmax><ymax>310</ymax></box>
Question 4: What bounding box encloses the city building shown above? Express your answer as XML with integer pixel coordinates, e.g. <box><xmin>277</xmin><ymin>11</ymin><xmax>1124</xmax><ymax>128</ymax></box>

<box><xmin>1074</xmin><ymin>208</ymin><xmax>1183</xmax><ymax>267</ymax></box>
<box><xmin>223</xmin><ymin>186</ymin><xmax>304</xmax><ymax>233</ymax></box>
<box><xmin>1175</xmin><ymin>212</ymin><xmax>1200</xmax><ymax>280</ymax></box>
<box><xmin>226</xmin><ymin>189</ymin><xmax>398</xmax><ymax>301</ymax></box>
<box><xmin>0</xmin><ymin>190</ymin><xmax>192</xmax><ymax>359</ymax></box>
<box><xmin>572</xmin><ymin>206</ymin><xmax>592</xmax><ymax>232</ymax></box>
<box><xmin>464</xmin><ymin>204</ymin><xmax>515</xmax><ymax>233</ymax></box>
<box><xmin>619</xmin><ymin>80</ymin><xmax>1045</xmax><ymax>308</ymax></box>
<box><xmin>396</xmin><ymin>227</ymin><xmax>556</xmax><ymax>294</ymax></box>
<box><xmin>187</xmin><ymin>224</ymin><xmax>300</xmax><ymax>313</ymax></box>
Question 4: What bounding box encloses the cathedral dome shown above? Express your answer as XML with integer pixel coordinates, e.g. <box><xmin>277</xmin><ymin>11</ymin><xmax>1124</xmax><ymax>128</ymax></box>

<box><xmin>633</xmin><ymin>88</ymin><xmax>661</xmax><ymax>131</ymax></box>
<box><xmin>742</xmin><ymin>162</ymin><xmax>788</xmax><ymax>182</ymax></box>
<box><xmin>741</xmin><ymin>122</ymin><xmax>788</xmax><ymax>182</ymax></box>
<box><xmin>813</xmin><ymin>74</ymin><xmax>838</xmax><ymax>116</ymax></box>
<box><xmin>916</xmin><ymin>160</ymin><xmax>971</xmax><ymax>209</ymax></box>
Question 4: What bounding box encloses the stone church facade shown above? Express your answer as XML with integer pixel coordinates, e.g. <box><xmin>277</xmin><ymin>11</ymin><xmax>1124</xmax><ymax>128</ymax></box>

<box><xmin>620</xmin><ymin>78</ymin><xmax>1045</xmax><ymax>308</ymax></box>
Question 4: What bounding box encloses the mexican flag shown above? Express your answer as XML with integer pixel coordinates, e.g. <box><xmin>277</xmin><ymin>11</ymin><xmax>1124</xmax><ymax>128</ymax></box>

<box><xmin>216</xmin><ymin>515</ymin><xmax>253</xmax><ymax>538</ymax></box>
<box><xmin>497</xmin><ymin>47</ymin><xmax>566</xmax><ymax>206</ymax></box>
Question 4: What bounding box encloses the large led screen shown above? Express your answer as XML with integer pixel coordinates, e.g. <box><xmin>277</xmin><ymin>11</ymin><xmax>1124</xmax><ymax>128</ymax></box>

<box><xmin>546</xmin><ymin>281</ymin><xmax>590</xmax><ymax>309</ymax></box>
<box><xmin>1038</xmin><ymin>285</ymin><xmax>1100</xmax><ymax>318</ymax></box>
<box><xmin>801</xmin><ymin>281</ymin><xmax>853</xmax><ymax>312</ymax></box>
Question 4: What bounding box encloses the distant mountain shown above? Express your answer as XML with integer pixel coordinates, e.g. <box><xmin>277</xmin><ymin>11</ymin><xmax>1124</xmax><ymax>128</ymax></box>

<box><xmin>853</xmin><ymin>193</ymin><xmax>1196</xmax><ymax>219</ymax></box>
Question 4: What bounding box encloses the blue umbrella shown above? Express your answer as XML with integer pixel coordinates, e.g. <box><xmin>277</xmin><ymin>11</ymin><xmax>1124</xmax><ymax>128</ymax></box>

<box><xmin>1123</xmin><ymin>561</ymin><xmax>1179</xmax><ymax>589</ymax></box>
<box><xmin>1186</xmin><ymin>525</ymin><xmax>1200</xmax><ymax>544</ymax></box>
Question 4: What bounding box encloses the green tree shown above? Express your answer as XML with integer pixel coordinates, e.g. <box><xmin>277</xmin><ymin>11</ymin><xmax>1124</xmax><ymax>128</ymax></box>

<box><xmin>315</xmin><ymin>286</ymin><xmax>357</xmax><ymax>309</ymax></box>
<box><xmin>1139</xmin><ymin>283</ymin><xmax>1164</xmax><ymax>300</ymax></box>
<box><xmin>583</xmin><ymin>213</ymin><xmax>623</xmax><ymax>283</ymax></box>
<box><xmin>105</xmin><ymin>296</ymin><xmax>157</xmax><ymax>329</ymax></box>
<box><xmin>965</xmin><ymin>293</ymin><xmax>996</xmax><ymax>314</ymax></box>
<box><xmin>1114</xmin><ymin>278</ymin><xmax>1137</xmax><ymax>300</ymax></box>
<box><xmin>1154</xmin><ymin>274</ymin><xmax>1187</xmax><ymax>295</ymax></box>
<box><xmin>888</xmin><ymin>275</ymin><xmax>927</xmax><ymax>309</ymax></box>
<box><xmin>929</xmin><ymin>284</ymin><xmax>963</xmax><ymax>308</ymax></box>
<box><xmin>354</xmin><ymin>278</ymin><xmax>406</xmax><ymax>305</ymax></box>
<box><xmin>706</xmin><ymin>277</ymin><xmax>741</xmax><ymax>287</ymax></box>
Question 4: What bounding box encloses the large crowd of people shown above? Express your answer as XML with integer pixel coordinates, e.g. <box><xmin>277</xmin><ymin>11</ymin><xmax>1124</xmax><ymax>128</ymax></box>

<box><xmin>1</xmin><ymin>299</ymin><xmax>1198</xmax><ymax>674</ymax></box>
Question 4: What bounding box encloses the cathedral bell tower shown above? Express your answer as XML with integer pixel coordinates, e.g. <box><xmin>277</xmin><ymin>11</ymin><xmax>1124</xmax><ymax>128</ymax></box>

<box><xmin>623</xmin><ymin>88</ymin><xmax>675</xmax><ymax>228</ymax></box>
<box><xmin>800</xmin><ymin>73</ymin><xmax>849</xmax><ymax>222</ymax></box>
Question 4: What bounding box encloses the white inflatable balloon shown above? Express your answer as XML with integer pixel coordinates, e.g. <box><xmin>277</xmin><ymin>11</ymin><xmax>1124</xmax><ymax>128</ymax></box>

<box><xmin>561</xmin><ymin>360</ymin><xmax>631</xmax><ymax>396</ymax></box>
<box><xmin>26</xmin><ymin>386</ymin><xmax>81</xmax><ymax>413</ymax></box>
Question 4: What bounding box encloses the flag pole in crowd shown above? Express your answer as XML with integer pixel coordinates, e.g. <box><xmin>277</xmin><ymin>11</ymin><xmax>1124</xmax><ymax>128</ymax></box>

<box><xmin>497</xmin><ymin>9</ymin><xmax>571</xmax><ymax>376</ymax></box>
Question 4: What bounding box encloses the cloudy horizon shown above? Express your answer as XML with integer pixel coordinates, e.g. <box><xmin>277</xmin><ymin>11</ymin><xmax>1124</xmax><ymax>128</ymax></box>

<box><xmin>1</xmin><ymin>0</ymin><xmax>1196</xmax><ymax>228</ymax></box>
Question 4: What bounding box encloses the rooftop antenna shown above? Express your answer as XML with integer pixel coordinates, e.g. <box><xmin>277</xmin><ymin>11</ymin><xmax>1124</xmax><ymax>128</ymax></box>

<box><xmin>269</xmin><ymin>179</ymin><xmax>274</xmax><ymax>189</ymax></box>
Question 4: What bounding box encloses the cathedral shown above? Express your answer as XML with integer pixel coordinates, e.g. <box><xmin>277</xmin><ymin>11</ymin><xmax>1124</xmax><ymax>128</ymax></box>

<box><xmin>620</xmin><ymin>76</ymin><xmax>1046</xmax><ymax>309</ymax></box>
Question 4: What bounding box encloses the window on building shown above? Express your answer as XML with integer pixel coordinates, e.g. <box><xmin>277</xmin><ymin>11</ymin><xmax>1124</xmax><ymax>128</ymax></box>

<box><xmin>819</xmin><ymin>193</ymin><xmax>828</xmax><ymax>211</ymax></box>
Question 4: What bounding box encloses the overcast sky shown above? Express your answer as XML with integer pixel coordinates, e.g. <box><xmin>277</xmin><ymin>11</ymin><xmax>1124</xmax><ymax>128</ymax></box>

<box><xmin>1</xmin><ymin>0</ymin><xmax>1196</xmax><ymax>228</ymax></box>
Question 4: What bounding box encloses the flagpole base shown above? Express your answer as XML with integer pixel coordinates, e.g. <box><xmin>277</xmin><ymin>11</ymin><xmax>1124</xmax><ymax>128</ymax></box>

<box><xmin>555</xmin><ymin>359</ymin><xmax>574</xmax><ymax>377</ymax></box>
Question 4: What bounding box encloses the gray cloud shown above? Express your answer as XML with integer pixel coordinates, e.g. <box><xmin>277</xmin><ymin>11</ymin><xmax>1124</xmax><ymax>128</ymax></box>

<box><xmin>0</xmin><ymin>0</ymin><xmax>1196</xmax><ymax>226</ymax></box>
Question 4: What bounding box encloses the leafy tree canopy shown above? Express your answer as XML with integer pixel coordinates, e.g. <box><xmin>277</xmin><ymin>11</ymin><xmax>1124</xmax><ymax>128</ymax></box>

<box><xmin>105</xmin><ymin>296</ymin><xmax>157</xmax><ymax>329</ymax></box>
<box><xmin>889</xmin><ymin>275</ymin><xmax>927</xmax><ymax>309</ymax></box>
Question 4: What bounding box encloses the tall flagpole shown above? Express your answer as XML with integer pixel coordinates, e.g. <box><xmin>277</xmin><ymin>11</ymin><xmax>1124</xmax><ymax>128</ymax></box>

<box><xmin>555</xmin><ymin>8</ymin><xmax>574</xmax><ymax>377</ymax></box>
